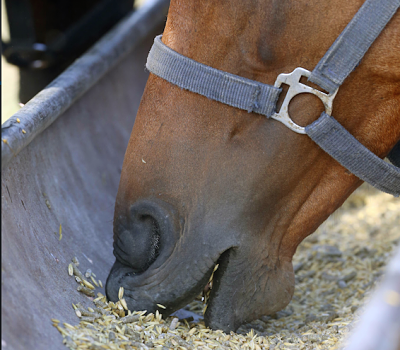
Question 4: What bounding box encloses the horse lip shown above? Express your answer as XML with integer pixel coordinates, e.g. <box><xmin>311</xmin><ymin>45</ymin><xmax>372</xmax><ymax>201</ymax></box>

<box><xmin>106</xmin><ymin>257</ymin><xmax>219</xmax><ymax>317</ymax></box>
<box><xmin>107</xmin><ymin>244</ymin><xmax>237</xmax><ymax>321</ymax></box>
<box><xmin>202</xmin><ymin>248</ymin><xmax>235</xmax><ymax>330</ymax></box>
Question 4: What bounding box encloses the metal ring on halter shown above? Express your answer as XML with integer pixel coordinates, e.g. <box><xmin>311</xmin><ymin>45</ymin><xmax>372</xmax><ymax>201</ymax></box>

<box><xmin>271</xmin><ymin>67</ymin><xmax>339</xmax><ymax>134</ymax></box>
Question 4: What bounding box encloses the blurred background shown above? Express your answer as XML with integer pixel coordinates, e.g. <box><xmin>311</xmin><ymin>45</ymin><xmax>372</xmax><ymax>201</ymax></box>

<box><xmin>1</xmin><ymin>0</ymin><xmax>147</xmax><ymax>124</ymax></box>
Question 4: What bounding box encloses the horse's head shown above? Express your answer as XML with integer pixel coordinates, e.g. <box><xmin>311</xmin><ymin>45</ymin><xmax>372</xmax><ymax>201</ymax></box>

<box><xmin>106</xmin><ymin>0</ymin><xmax>400</xmax><ymax>331</ymax></box>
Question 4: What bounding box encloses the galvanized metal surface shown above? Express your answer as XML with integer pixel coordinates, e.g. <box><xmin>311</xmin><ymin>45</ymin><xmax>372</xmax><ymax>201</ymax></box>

<box><xmin>1</xmin><ymin>1</ymin><xmax>168</xmax><ymax>349</ymax></box>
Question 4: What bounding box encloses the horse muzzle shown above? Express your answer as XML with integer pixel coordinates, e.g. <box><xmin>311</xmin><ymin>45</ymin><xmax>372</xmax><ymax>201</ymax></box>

<box><xmin>106</xmin><ymin>199</ymin><xmax>181</xmax><ymax>301</ymax></box>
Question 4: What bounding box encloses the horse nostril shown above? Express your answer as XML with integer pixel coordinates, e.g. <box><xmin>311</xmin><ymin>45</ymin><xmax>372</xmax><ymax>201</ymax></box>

<box><xmin>114</xmin><ymin>198</ymin><xmax>181</xmax><ymax>274</ymax></box>
<box><xmin>114</xmin><ymin>214</ymin><xmax>161</xmax><ymax>273</ymax></box>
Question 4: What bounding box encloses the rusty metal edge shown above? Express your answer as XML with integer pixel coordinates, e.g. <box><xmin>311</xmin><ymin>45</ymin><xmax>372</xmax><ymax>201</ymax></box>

<box><xmin>1</xmin><ymin>0</ymin><xmax>170</xmax><ymax>170</ymax></box>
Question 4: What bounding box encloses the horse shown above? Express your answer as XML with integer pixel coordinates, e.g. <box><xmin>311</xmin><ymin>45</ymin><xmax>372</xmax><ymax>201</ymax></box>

<box><xmin>106</xmin><ymin>0</ymin><xmax>400</xmax><ymax>332</ymax></box>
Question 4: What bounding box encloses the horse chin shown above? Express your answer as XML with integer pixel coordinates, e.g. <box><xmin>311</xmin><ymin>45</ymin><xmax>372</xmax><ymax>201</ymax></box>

<box><xmin>204</xmin><ymin>250</ymin><xmax>295</xmax><ymax>332</ymax></box>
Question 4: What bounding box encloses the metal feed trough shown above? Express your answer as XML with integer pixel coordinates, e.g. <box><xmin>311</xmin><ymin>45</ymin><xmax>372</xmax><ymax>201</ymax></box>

<box><xmin>1</xmin><ymin>1</ymin><xmax>399</xmax><ymax>349</ymax></box>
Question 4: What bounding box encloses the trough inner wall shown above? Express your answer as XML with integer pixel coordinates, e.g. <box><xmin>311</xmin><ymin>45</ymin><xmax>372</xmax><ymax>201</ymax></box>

<box><xmin>1</xmin><ymin>24</ymin><xmax>165</xmax><ymax>350</ymax></box>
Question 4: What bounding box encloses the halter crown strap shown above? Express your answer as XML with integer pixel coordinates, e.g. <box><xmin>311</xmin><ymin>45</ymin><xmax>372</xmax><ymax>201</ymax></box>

<box><xmin>146</xmin><ymin>0</ymin><xmax>400</xmax><ymax>196</ymax></box>
<box><xmin>309</xmin><ymin>0</ymin><xmax>400</xmax><ymax>94</ymax></box>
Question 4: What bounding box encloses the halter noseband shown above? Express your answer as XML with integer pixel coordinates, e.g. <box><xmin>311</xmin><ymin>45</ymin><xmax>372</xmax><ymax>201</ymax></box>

<box><xmin>146</xmin><ymin>0</ymin><xmax>400</xmax><ymax>196</ymax></box>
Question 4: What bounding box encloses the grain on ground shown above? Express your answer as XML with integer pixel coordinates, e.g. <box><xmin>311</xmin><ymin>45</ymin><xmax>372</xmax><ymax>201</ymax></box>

<box><xmin>54</xmin><ymin>183</ymin><xmax>399</xmax><ymax>350</ymax></box>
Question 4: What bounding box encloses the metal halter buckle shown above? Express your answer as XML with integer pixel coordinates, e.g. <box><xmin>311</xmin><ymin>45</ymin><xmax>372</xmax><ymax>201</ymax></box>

<box><xmin>271</xmin><ymin>67</ymin><xmax>338</xmax><ymax>134</ymax></box>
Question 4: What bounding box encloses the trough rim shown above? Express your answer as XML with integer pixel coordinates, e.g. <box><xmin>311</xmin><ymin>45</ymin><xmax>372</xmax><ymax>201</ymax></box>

<box><xmin>1</xmin><ymin>0</ymin><xmax>170</xmax><ymax>170</ymax></box>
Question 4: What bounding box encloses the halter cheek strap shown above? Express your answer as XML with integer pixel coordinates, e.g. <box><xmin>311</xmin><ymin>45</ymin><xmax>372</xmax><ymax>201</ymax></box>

<box><xmin>306</xmin><ymin>113</ymin><xmax>400</xmax><ymax>196</ymax></box>
<box><xmin>146</xmin><ymin>0</ymin><xmax>400</xmax><ymax>196</ymax></box>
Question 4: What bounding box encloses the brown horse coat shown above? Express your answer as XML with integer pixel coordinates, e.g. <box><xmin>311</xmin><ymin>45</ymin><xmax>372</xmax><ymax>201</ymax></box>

<box><xmin>106</xmin><ymin>0</ymin><xmax>400</xmax><ymax>331</ymax></box>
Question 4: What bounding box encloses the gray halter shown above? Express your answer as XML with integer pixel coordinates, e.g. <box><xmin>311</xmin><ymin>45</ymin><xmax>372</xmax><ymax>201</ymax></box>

<box><xmin>147</xmin><ymin>0</ymin><xmax>400</xmax><ymax>196</ymax></box>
